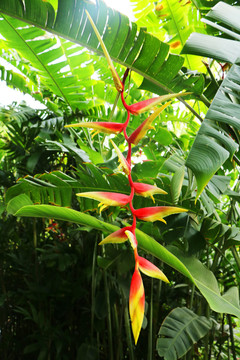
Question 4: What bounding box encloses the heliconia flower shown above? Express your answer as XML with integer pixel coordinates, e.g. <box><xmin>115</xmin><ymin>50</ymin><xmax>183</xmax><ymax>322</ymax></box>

<box><xmin>110</xmin><ymin>139</ymin><xmax>131</xmax><ymax>175</ymax></box>
<box><xmin>123</xmin><ymin>92</ymin><xmax>190</xmax><ymax>115</ymax></box>
<box><xmin>99</xmin><ymin>226</ymin><xmax>131</xmax><ymax>245</ymax></box>
<box><xmin>128</xmin><ymin>102</ymin><xmax>171</xmax><ymax>145</ymax></box>
<box><xmin>86</xmin><ymin>10</ymin><xmax>123</xmax><ymax>93</ymax></box>
<box><xmin>129</xmin><ymin>268</ymin><xmax>145</xmax><ymax>345</ymax></box>
<box><xmin>138</xmin><ymin>256</ymin><xmax>169</xmax><ymax>283</ymax></box>
<box><xmin>134</xmin><ymin>206</ymin><xmax>187</xmax><ymax>223</ymax></box>
<box><xmin>125</xmin><ymin>230</ymin><xmax>138</xmax><ymax>249</ymax></box>
<box><xmin>76</xmin><ymin>191</ymin><xmax>130</xmax><ymax>212</ymax></box>
<box><xmin>65</xmin><ymin>121</ymin><xmax>124</xmax><ymax>135</ymax></box>
<box><xmin>132</xmin><ymin>182</ymin><xmax>167</xmax><ymax>202</ymax></box>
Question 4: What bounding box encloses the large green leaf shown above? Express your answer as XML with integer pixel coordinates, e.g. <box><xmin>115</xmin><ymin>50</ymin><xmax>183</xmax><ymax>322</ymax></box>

<box><xmin>0</xmin><ymin>0</ymin><xmax>204</xmax><ymax>100</ymax></box>
<box><xmin>182</xmin><ymin>2</ymin><xmax>240</xmax><ymax>197</ymax></box>
<box><xmin>9</xmin><ymin>201</ymin><xmax>240</xmax><ymax>319</ymax></box>
<box><xmin>156</xmin><ymin>307</ymin><xmax>212</xmax><ymax>360</ymax></box>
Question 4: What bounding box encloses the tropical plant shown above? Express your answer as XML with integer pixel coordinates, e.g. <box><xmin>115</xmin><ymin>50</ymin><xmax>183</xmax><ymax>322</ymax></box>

<box><xmin>1</xmin><ymin>0</ymin><xmax>240</xmax><ymax>359</ymax></box>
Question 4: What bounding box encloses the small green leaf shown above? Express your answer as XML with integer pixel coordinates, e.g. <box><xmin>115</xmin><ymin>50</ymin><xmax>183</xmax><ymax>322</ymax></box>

<box><xmin>170</xmin><ymin>165</ymin><xmax>185</xmax><ymax>204</ymax></box>
<box><xmin>132</xmin><ymin>160</ymin><xmax>164</xmax><ymax>178</ymax></box>
<box><xmin>78</xmin><ymin>142</ymin><xmax>103</xmax><ymax>165</ymax></box>
<box><xmin>155</xmin><ymin>127</ymin><xmax>172</xmax><ymax>146</ymax></box>
<box><xmin>7</xmin><ymin>194</ymin><xmax>33</xmax><ymax>215</ymax></box>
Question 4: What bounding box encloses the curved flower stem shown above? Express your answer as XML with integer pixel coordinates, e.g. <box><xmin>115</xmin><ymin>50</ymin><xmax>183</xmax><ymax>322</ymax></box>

<box><xmin>128</xmin><ymin>173</ymin><xmax>134</xmax><ymax>187</ymax></box>
<box><xmin>126</xmin><ymin>143</ymin><xmax>132</xmax><ymax>165</ymax></box>
<box><xmin>121</xmin><ymin>90</ymin><xmax>131</xmax><ymax>112</ymax></box>
<box><xmin>123</xmin><ymin>111</ymin><xmax>130</xmax><ymax>140</ymax></box>
<box><xmin>129</xmin><ymin>185</ymin><xmax>135</xmax><ymax>215</ymax></box>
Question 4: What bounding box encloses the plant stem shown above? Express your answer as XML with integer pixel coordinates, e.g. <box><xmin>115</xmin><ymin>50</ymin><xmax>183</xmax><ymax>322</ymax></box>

<box><xmin>123</xmin><ymin>293</ymin><xmax>135</xmax><ymax>360</ymax></box>
<box><xmin>113</xmin><ymin>303</ymin><xmax>123</xmax><ymax>360</ymax></box>
<box><xmin>91</xmin><ymin>240</ymin><xmax>97</xmax><ymax>342</ymax></box>
<box><xmin>148</xmin><ymin>277</ymin><xmax>153</xmax><ymax>360</ymax></box>
<box><xmin>231</xmin><ymin>246</ymin><xmax>240</xmax><ymax>270</ymax></box>
<box><xmin>202</xmin><ymin>61</ymin><xmax>219</xmax><ymax>90</ymax></box>
<box><xmin>227</xmin><ymin>314</ymin><xmax>237</xmax><ymax>360</ymax></box>
<box><xmin>210</xmin><ymin>238</ymin><xmax>224</xmax><ymax>273</ymax></box>
<box><xmin>189</xmin><ymin>284</ymin><xmax>195</xmax><ymax>309</ymax></box>
<box><xmin>216</xmin><ymin>314</ymin><xmax>225</xmax><ymax>360</ymax></box>
<box><xmin>204</xmin><ymin>304</ymin><xmax>210</xmax><ymax>360</ymax></box>
<box><xmin>103</xmin><ymin>268</ymin><xmax>114</xmax><ymax>360</ymax></box>
<box><xmin>33</xmin><ymin>218</ymin><xmax>37</xmax><ymax>248</ymax></box>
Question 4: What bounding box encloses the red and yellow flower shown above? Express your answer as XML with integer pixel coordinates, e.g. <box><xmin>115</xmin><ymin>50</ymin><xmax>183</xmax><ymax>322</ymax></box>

<box><xmin>134</xmin><ymin>206</ymin><xmax>187</xmax><ymax>223</ymax></box>
<box><xmin>65</xmin><ymin>121</ymin><xmax>124</xmax><ymax>135</ymax></box>
<box><xmin>133</xmin><ymin>182</ymin><xmax>167</xmax><ymax>202</ymax></box>
<box><xmin>77</xmin><ymin>191</ymin><xmax>130</xmax><ymax>213</ymax></box>
<box><xmin>128</xmin><ymin>102</ymin><xmax>170</xmax><ymax>145</ymax></box>
<box><xmin>125</xmin><ymin>230</ymin><xmax>169</xmax><ymax>344</ymax></box>
<box><xmin>99</xmin><ymin>226</ymin><xmax>131</xmax><ymax>245</ymax></box>
<box><xmin>122</xmin><ymin>91</ymin><xmax>190</xmax><ymax>115</ymax></box>
<box><xmin>111</xmin><ymin>140</ymin><xmax>131</xmax><ymax>175</ymax></box>
<box><xmin>129</xmin><ymin>267</ymin><xmax>145</xmax><ymax>344</ymax></box>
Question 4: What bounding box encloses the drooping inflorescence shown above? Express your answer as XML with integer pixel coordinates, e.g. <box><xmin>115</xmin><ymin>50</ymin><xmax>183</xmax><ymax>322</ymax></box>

<box><xmin>65</xmin><ymin>11</ymin><xmax>188</xmax><ymax>344</ymax></box>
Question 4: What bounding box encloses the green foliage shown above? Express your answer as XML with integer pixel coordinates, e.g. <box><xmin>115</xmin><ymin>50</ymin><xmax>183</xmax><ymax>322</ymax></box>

<box><xmin>183</xmin><ymin>2</ymin><xmax>240</xmax><ymax>197</ymax></box>
<box><xmin>157</xmin><ymin>307</ymin><xmax>212</xmax><ymax>360</ymax></box>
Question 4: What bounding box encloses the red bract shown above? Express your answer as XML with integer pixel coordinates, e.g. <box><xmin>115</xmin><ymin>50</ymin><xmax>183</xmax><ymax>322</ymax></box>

<box><xmin>125</xmin><ymin>230</ymin><xmax>138</xmax><ymax>249</ymax></box>
<box><xmin>65</xmin><ymin>121</ymin><xmax>124</xmax><ymax>135</ymax></box>
<box><xmin>111</xmin><ymin>140</ymin><xmax>131</xmax><ymax>175</ymax></box>
<box><xmin>138</xmin><ymin>256</ymin><xmax>169</xmax><ymax>282</ymax></box>
<box><xmin>129</xmin><ymin>268</ymin><xmax>145</xmax><ymax>345</ymax></box>
<box><xmin>77</xmin><ymin>191</ymin><xmax>130</xmax><ymax>212</ymax></box>
<box><xmin>99</xmin><ymin>226</ymin><xmax>132</xmax><ymax>245</ymax></box>
<box><xmin>122</xmin><ymin>91</ymin><xmax>190</xmax><ymax>115</ymax></box>
<box><xmin>134</xmin><ymin>206</ymin><xmax>187</xmax><ymax>223</ymax></box>
<box><xmin>133</xmin><ymin>182</ymin><xmax>167</xmax><ymax>202</ymax></box>
<box><xmin>128</xmin><ymin>103</ymin><xmax>170</xmax><ymax>145</ymax></box>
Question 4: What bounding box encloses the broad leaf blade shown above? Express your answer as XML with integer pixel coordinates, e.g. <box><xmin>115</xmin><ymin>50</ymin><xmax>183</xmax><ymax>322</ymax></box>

<box><xmin>185</xmin><ymin>64</ymin><xmax>239</xmax><ymax>198</ymax></box>
<box><xmin>170</xmin><ymin>165</ymin><xmax>185</xmax><ymax>204</ymax></box>
<box><xmin>168</xmin><ymin>246</ymin><xmax>240</xmax><ymax>318</ymax></box>
<box><xmin>157</xmin><ymin>307</ymin><xmax>212</xmax><ymax>360</ymax></box>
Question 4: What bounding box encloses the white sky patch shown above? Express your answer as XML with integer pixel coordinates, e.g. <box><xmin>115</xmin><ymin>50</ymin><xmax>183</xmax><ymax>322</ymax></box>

<box><xmin>0</xmin><ymin>57</ymin><xmax>45</xmax><ymax>108</ymax></box>
<box><xmin>103</xmin><ymin>0</ymin><xmax>135</xmax><ymax>21</ymax></box>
